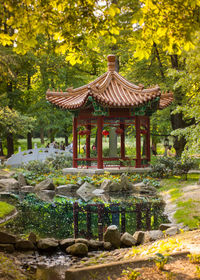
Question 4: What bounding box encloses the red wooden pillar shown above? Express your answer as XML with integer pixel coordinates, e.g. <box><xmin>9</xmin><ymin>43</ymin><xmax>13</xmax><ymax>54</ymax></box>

<box><xmin>97</xmin><ymin>116</ymin><xmax>103</xmax><ymax>169</ymax></box>
<box><xmin>135</xmin><ymin>116</ymin><xmax>141</xmax><ymax>168</ymax></box>
<box><xmin>73</xmin><ymin>117</ymin><xmax>78</xmax><ymax>168</ymax></box>
<box><xmin>146</xmin><ymin>116</ymin><xmax>151</xmax><ymax>163</ymax></box>
<box><xmin>120</xmin><ymin>122</ymin><xmax>125</xmax><ymax>160</ymax></box>
<box><xmin>86</xmin><ymin>124</ymin><xmax>91</xmax><ymax>167</ymax></box>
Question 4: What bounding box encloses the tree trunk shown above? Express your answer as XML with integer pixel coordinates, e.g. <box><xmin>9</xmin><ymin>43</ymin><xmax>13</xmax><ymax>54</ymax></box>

<box><xmin>65</xmin><ymin>135</ymin><xmax>69</xmax><ymax>146</ymax></box>
<box><xmin>40</xmin><ymin>128</ymin><xmax>44</xmax><ymax>144</ymax></box>
<box><xmin>49</xmin><ymin>129</ymin><xmax>54</xmax><ymax>143</ymax></box>
<box><xmin>27</xmin><ymin>132</ymin><xmax>32</xmax><ymax>149</ymax></box>
<box><xmin>0</xmin><ymin>140</ymin><xmax>4</xmax><ymax>156</ymax></box>
<box><xmin>170</xmin><ymin>112</ymin><xmax>187</xmax><ymax>157</ymax></box>
<box><xmin>7</xmin><ymin>133</ymin><xmax>14</xmax><ymax>157</ymax></box>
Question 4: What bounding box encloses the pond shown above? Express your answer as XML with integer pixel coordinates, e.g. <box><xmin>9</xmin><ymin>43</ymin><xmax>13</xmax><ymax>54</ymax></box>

<box><xmin>0</xmin><ymin>191</ymin><xmax>168</xmax><ymax>240</ymax></box>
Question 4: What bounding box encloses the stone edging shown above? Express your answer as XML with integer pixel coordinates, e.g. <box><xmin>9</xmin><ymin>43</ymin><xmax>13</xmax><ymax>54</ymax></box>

<box><xmin>65</xmin><ymin>251</ymin><xmax>190</xmax><ymax>280</ymax></box>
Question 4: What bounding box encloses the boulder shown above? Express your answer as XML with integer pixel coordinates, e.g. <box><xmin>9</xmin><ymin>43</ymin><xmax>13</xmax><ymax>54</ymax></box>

<box><xmin>0</xmin><ymin>170</ymin><xmax>14</xmax><ymax>179</ymax></box>
<box><xmin>0</xmin><ymin>244</ymin><xmax>14</xmax><ymax>253</ymax></box>
<box><xmin>103</xmin><ymin>225</ymin><xmax>121</xmax><ymax>249</ymax></box>
<box><xmin>18</xmin><ymin>173</ymin><xmax>27</xmax><ymax>187</ymax></box>
<box><xmin>109</xmin><ymin>183</ymin><xmax>122</xmax><ymax>192</ymax></box>
<box><xmin>159</xmin><ymin>223</ymin><xmax>177</xmax><ymax>231</ymax></box>
<box><xmin>35</xmin><ymin>179</ymin><xmax>55</xmax><ymax>191</ymax></box>
<box><xmin>92</xmin><ymin>189</ymin><xmax>105</xmax><ymax>196</ymax></box>
<box><xmin>88</xmin><ymin>240</ymin><xmax>104</xmax><ymax>250</ymax></box>
<box><xmin>66</xmin><ymin>243</ymin><xmax>88</xmax><ymax>257</ymax></box>
<box><xmin>103</xmin><ymin>241</ymin><xmax>112</xmax><ymax>250</ymax></box>
<box><xmin>76</xmin><ymin>182</ymin><xmax>96</xmax><ymax>201</ymax></box>
<box><xmin>60</xmin><ymin>238</ymin><xmax>75</xmax><ymax>250</ymax></box>
<box><xmin>148</xmin><ymin>230</ymin><xmax>164</xmax><ymax>241</ymax></box>
<box><xmin>133</xmin><ymin>231</ymin><xmax>146</xmax><ymax>245</ymax></box>
<box><xmin>133</xmin><ymin>182</ymin><xmax>146</xmax><ymax>188</ymax></box>
<box><xmin>21</xmin><ymin>186</ymin><xmax>35</xmax><ymax>193</ymax></box>
<box><xmin>165</xmin><ymin>226</ymin><xmax>180</xmax><ymax>236</ymax></box>
<box><xmin>36</xmin><ymin>190</ymin><xmax>55</xmax><ymax>201</ymax></box>
<box><xmin>75</xmin><ymin>238</ymin><xmax>89</xmax><ymax>246</ymax></box>
<box><xmin>121</xmin><ymin>232</ymin><xmax>137</xmax><ymax>247</ymax></box>
<box><xmin>0</xmin><ymin>178</ymin><xmax>19</xmax><ymax>190</ymax></box>
<box><xmin>120</xmin><ymin>174</ymin><xmax>133</xmax><ymax>191</ymax></box>
<box><xmin>28</xmin><ymin>232</ymin><xmax>37</xmax><ymax>244</ymax></box>
<box><xmin>56</xmin><ymin>184</ymin><xmax>79</xmax><ymax>195</ymax></box>
<box><xmin>15</xmin><ymin>240</ymin><xmax>35</xmax><ymax>250</ymax></box>
<box><xmin>100</xmin><ymin>180</ymin><xmax>113</xmax><ymax>192</ymax></box>
<box><xmin>0</xmin><ymin>231</ymin><xmax>17</xmax><ymax>244</ymax></box>
<box><xmin>37</xmin><ymin>238</ymin><xmax>59</xmax><ymax>251</ymax></box>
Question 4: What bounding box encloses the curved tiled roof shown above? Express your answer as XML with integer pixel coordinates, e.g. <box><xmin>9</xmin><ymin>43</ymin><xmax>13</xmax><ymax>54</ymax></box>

<box><xmin>46</xmin><ymin>55</ymin><xmax>173</xmax><ymax>110</ymax></box>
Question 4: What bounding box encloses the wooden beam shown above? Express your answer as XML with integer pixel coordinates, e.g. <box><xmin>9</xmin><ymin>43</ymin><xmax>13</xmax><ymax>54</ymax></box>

<box><xmin>135</xmin><ymin>116</ymin><xmax>141</xmax><ymax>168</ymax></box>
<box><xmin>97</xmin><ymin>116</ymin><xmax>103</xmax><ymax>169</ymax></box>
<box><xmin>73</xmin><ymin>117</ymin><xmax>78</xmax><ymax>168</ymax></box>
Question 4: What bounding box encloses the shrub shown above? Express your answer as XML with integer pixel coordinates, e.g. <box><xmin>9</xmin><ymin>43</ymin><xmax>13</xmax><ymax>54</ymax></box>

<box><xmin>150</xmin><ymin>156</ymin><xmax>197</xmax><ymax>179</ymax></box>
<box><xmin>45</xmin><ymin>153</ymin><xmax>72</xmax><ymax>170</ymax></box>
<box><xmin>22</xmin><ymin>160</ymin><xmax>51</xmax><ymax>175</ymax></box>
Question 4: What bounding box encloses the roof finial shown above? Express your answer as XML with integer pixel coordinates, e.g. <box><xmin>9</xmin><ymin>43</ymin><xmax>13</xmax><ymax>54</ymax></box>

<box><xmin>107</xmin><ymin>54</ymin><xmax>116</xmax><ymax>71</ymax></box>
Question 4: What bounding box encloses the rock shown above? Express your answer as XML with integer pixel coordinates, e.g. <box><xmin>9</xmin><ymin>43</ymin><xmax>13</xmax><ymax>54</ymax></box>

<box><xmin>15</xmin><ymin>240</ymin><xmax>35</xmax><ymax>250</ymax></box>
<box><xmin>133</xmin><ymin>231</ymin><xmax>146</xmax><ymax>245</ymax></box>
<box><xmin>0</xmin><ymin>170</ymin><xmax>14</xmax><ymax>179</ymax></box>
<box><xmin>0</xmin><ymin>244</ymin><xmax>15</xmax><ymax>253</ymax></box>
<box><xmin>28</xmin><ymin>232</ymin><xmax>37</xmax><ymax>244</ymax></box>
<box><xmin>103</xmin><ymin>225</ymin><xmax>121</xmax><ymax>249</ymax></box>
<box><xmin>56</xmin><ymin>184</ymin><xmax>79</xmax><ymax>195</ymax></box>
<box><xmin>76</xmin><ymin>182</ymin><xmax>96</xmax><ymax>201</ymax></box>
<box><xmin>121</xmin><ymin>232</ymin><xmax>137</xmax><ymax>247</ymax></box>
<box><xmin>35</xmin><ymin>178</ymin><xmax>55</xmax><ymax>191</ymax></box>
<box><xmin>0</xmin><ymin>178</ymin><xmax>19</xmax><ymax>190</ymax></box>
<box><xmin>66</xmin><ymin>243</ymin><xmax>88</xmax><ymax>257</ymax></box>
<box><xmin>36</xmin><ymin>190</ymin><xmax>55</xmax><ymax>201</ymax></box>
<box><xmin>109</xmin><ymin>182</ymin><xmax>122</xmax><ymax>192</ymax></box>
<box><xmin>18</xmin><ymin>173</ymin><xmax>27</xmax><ymax>187</ymax></box>
<box><xmin>103</xmin><ymin>241</ymin><xmax>112</xmax><ymax>250</ymax></box>
<box><xmin>75</xmin><ymin>238</ymin><xmax>89</xmax><ymax>246</ymax></box>
<box><xmin>92</xmin><ymin>189</ymin><xmax>105</xmax><ymax>196</ymax></box>
<box><xmin>120</xmin><ymin>174</ymin><xmax>133</xmax><ymax>191</ymax></box>
<box><xmin>165</xmin><ymin>226</ymin><xmax>180</xmax><ymax>236</ymax></box>
<box><xmin>37</xmin><ymin>238</ymin><xmax>59</xmax><ymax>251</ymax></box>
<box><xmin>21</xmin><ymin>186</ymin><xmax>35</xmax><ymax>192</ymax></box>
<box><xmin>0</xmin><ymin>231</ymin><xmax>17</xmax><ymax>244</ymax></box>
<box><xmin>100</xmin><ymin>180</ymin><xmax>113</xmax><ymax>192</ymax></box>
<box><xmin>133</xmin><ymin>182</ymin><xmax>146</xmax><ymax>188</ymax></box>
<box><xmin>159</xmin><ymin>223</ymin><xmax>177</xmax><ymax>231</ymax></box>
<box><xmin>88</xmin><ymin>240</ymin><xmax>104</xmax><ymax>250</ymax></box>
<box><xmin>60</xmin><ymin>238</ymin><xmax>75</xmax><ymax>250</ymax></box>
<box><xmin>148</xmin><ymin>230</ymin><xmax>164</xmax><ymax>241</ymax></box>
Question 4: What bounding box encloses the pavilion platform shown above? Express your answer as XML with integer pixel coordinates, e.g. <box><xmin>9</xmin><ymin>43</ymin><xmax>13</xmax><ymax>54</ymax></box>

<box><xmin>63</xmin><ymin>167</ymin><xmax>152</xmax><ymax>175</ymax></box>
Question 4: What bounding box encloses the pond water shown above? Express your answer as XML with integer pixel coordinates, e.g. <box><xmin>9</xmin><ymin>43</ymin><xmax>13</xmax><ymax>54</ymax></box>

<box><xmin>0</xmin><ymin>191</ymin><xmax>168</xmax><ymax>280</ymax></box>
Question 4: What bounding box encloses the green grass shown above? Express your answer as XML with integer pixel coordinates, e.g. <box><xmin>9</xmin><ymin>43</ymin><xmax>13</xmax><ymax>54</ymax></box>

<box><xmin>159</xmin><ymin>174</ymin><xmax>200</xmax><ymax>229</ymax></box>
<box><xmin>0</xmin><ymin>202</ymin><xmax>15</xmax><ymax>219</ymax></box>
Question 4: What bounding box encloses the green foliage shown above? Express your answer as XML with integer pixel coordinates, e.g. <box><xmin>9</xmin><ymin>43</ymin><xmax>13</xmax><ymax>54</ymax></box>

<box><xmin>45</xmin><ymin>154</ymin><xmax>72</xmax><ymax>170</ymax></box>
<box><xmin>153</xmin><ymin>253</ymin><xmax>169</xmax><ymax>270</ymax></box>
<box><xmin>122</xmin><ymin>267</ymin><xmax>140</xmax><ymax>280</ymax></box>
<box><xmin>188</xmin><ymin>253</ymin><xmax>200</xmax><ymax>264</ymax></box>
<box><xmin>22</xmin><ymin>160</ymin><xmax>51</xmax><ymax>175</ymax></box>
<box><xmin>150</xmin><ymin>157</ymin><xmax>197</xmax><ymax>179</ymax></box>
<box><xmin>0</xmin><ymin>201</ymin><xmax>15</xmax><ymax>218</ymax></box>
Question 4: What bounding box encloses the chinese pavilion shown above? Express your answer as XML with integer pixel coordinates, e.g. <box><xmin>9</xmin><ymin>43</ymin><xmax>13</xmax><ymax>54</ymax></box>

<box><xmin>46</xmin><ymin>55</ymin><xmax>173</xmax><ymax>169</ymax></box>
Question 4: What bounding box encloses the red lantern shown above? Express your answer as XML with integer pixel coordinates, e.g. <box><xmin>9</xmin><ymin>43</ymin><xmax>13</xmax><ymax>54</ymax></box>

<box><xmin>84</xmin><ymin>130</ymin><xmax>91</xmax><ymax>136</ymax></box>
<box><xmin>102</xmin><ymin>130</ymin><xmax>109</xmax><ymax>138</ymax></box>
<box><xmin>115</xmin><ymin>128</ymin><xmax>123</xmax><ymax>135</ymax></box>
<box><xmin>78</xmin><ymin>130</ymin><xmax>84</xmax><ymax>136</ymax></box>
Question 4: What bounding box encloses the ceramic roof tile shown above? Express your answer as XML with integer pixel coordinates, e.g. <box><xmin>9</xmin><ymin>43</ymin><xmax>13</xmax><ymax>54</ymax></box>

<box><xmin>46</xmin><ymin>55</ymin><xmax>173</xmax><ymax>110</ymax></box>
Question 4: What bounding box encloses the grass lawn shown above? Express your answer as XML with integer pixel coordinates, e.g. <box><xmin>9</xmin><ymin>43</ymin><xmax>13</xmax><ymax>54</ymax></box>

<box><xmin>0</xmin><ymin>202</ymin><xmax>15</xmax><ymax>219</ymax></box>
<box><xmin>159</xmin><ymin>174</ymin><xmax>200</xmax><ymax>228</ymax></box>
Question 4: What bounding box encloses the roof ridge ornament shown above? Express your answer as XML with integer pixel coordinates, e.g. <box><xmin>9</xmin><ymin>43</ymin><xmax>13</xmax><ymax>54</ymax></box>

<box><xmin>107</xmin><ymin>54</ymin><xmax>116</xmax><ymax>71</ymax></box>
